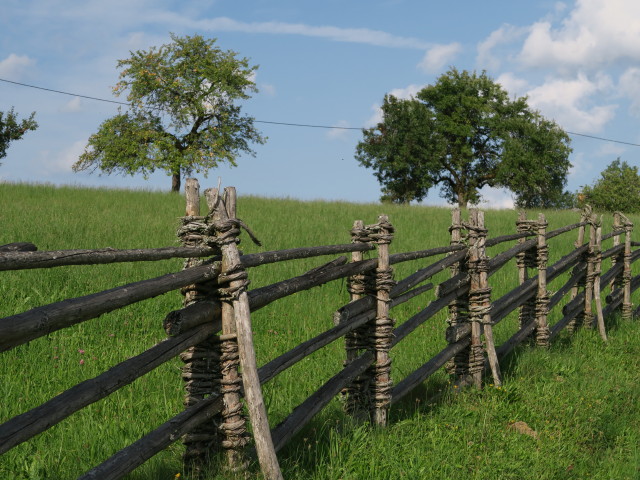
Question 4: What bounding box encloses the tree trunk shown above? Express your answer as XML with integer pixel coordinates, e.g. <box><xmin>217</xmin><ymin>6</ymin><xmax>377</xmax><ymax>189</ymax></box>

<box><xmin>171</xmin><ymin>171</ymin><xmax>181</xmax><ymax>192</ymax></box>
<box><xmin>457</xmin><ymin>191</ymin><xmax>467</xmax><ymax>208</ymax></box>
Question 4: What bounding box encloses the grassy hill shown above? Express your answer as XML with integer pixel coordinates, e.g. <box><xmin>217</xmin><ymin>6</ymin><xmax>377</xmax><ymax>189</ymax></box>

<box><xmin>0</xmin><ymin>182</ymin><xmax>638</xmax><ymax>479</ymax></box>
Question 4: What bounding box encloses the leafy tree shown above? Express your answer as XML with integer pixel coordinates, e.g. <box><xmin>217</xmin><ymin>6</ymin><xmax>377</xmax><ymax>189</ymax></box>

<box><xmin>356</xmin><ymin>68</ymin><xmax>572</xmax><ymax>207</ymax></box>
<box><xmin>0</xmin><ymin>108</ymin><xmax>38</xmax><ymax>165</ymax></box>
<box><xmin>74</xmin><ymin>33</ymin><xmax>266</xmax><ymax>192</ymax></box>
<box><xmin>579</xmin><ymin>158</ymin><xmax>640</xmax><ymax>213</ymax></box>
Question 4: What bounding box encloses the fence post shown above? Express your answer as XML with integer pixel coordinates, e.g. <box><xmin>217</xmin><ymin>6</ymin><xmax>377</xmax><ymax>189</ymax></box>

<box><xmin>582</xmin><ymin>214</ymin><xmax>598</xmax><ymax>329</ymax></box>
<box><xmin>369</xmin><ymin>215</ymin><xmax>395</xmax><ymax>426</ymax></box>
<box><xmin>569</xmin><ymin>206</ymin><xmax>590</xmax><ymax>332</ymax></box>
<box><xmin>534</xmin><ymin>214</ymin><xmax>551</xmax><ymax>347</ymax></box>
<box><xmin>516</xmin><ymin>212</ymin><xmax>537</xmax><ymax>332</ymax></box>
<box><xmin>468</xmin><ymin>209</ymin><xmax>501</xmax><ymax>387</ymax></box>
<box><xmin>341</xmin><ymin>220</ymin><xmax>372</xmax><ymax>418</ymax></box>
<box><xmin>592</xmin><ymin>219</ymin><xmax>607</xmax><ymax>341</ymax></box>
<box><xmin>609</xmin><ymin>212</ymin><xmax>633</xmax><ymax>320</ymax></box>
<box><xmin>446</xmin><ymin>208</ymin><xmax>470</xmax><ymax>379</ymax></box>
<box><xmin>205</xmin><ymin>188</ymin><xmax>249</xmax><ymax>472</ymax></box>
<box><xmin>177</xmin><ymin>178</ymin><xmax>224</xmax><ymax>474</ymax></box>
<box><xmin>620</xmin><ymin>213</ymin><xmax>634</xmax><ymax>320</ymax></box>
<box><xmin>206</xmin><ymin>187</ymin><xmax>283</xmax><ymax>480</ymax></box>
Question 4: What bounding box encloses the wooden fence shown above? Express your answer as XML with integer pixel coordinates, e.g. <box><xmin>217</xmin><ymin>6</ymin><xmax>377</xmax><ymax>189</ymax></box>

<box><xmin>1</xmin><ymin>180</ymin><xmax>638</xmax><ymax>479</ymax></box>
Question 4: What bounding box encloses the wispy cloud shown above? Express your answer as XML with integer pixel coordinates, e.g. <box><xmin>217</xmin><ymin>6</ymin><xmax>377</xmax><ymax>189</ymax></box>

<box><xmin>0</xmin><ymin>54</ymin><xmax>35</xmax><ymax>80</ymax></box>
<box><xmin>60</xmin><ymin>96</ymin><xmax>84</xmax><ymax>113</ymax></box>
<box><xmin>417</xmin><ymin>43</ymin><xmax>462</xmax><ymax>74</ymax></box>
<box><xmin>198</xmin><ymin>17</ymin><xmax>431</xmax><ymax>49</ymax></box>
<box><xmin>326</xmin><ymin>120</ymin><xmax>352</xmax><ymax>141</ymax></box>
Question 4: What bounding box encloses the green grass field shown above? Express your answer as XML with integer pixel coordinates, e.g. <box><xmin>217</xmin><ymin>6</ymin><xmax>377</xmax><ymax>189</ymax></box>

<box><xmin>1</xmin><ymin>182</ymin><xmax>639</xmax><ymax>479</ymax></box>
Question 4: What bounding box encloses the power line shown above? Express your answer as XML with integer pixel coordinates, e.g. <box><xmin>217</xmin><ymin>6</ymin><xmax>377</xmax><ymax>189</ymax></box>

<box><xmin>254</xmin><ymin>119</ymin><xmax>361</xmax><ymax>130</ymax></box>
<box><xmin>2</xmin><ymin>77</ymin><xmax>639</xmax><ymax>146</ymax></box>
<box><xmin>565</xmin><ymin>131</ymin><xmax>640</xmax><ymax>147</ymax></box>
<box><xmin>1</xmin><ymin>78</ymin><xmax>129</xmax><ymax>106</ymax></box>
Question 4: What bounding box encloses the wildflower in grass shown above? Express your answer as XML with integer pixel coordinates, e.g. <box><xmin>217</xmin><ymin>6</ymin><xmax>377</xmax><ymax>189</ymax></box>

<box><xmin>78</xmin><ymin>349</ymin><xmax>85</xmax><ymax>354</ymax></box>
<box><xmin>79</xmin><ymin>359</ymin><xmax>85</xmax><ymax>365</ymax></box>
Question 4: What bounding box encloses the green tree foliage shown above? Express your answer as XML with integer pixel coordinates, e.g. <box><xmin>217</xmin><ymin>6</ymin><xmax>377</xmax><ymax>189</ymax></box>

<box><xmin>0</xmin><ymin>108</ymin><xmax>38</xmax><ymax>165</ymax></box>
<box><xmin>356</xmin><ymin>68</ymin><xmax>573</xmax><ymax>207</ymax></box>
<box><xmin>579</xmin><ymin>158</ymin><xmax>640</xmax><ymax>213</ymax></box>
<box><xmin>74</xmin><ymin>33</ymin><xmax>266</xmax><ymax>192</ymax></box>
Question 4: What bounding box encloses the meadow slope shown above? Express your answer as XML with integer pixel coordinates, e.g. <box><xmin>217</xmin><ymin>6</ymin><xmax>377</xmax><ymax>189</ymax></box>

<box><xmin>0</xmin><ymin>182</ymin><xmax>638</xmax><ymax>479</ymax></box>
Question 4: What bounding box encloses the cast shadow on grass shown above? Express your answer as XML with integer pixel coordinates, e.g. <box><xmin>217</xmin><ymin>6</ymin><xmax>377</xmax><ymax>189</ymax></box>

<box><xmin>137</xmin><ymin>313</ymin><xmax>632</xmax><ymax>479</ymax></box>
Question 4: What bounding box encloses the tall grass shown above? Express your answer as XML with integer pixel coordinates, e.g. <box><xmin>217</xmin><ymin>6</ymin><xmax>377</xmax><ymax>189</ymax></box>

<box><xmin>0</xmin><ymin>182</ymin><xmax>638</xmax><ymax>479</ymax></box>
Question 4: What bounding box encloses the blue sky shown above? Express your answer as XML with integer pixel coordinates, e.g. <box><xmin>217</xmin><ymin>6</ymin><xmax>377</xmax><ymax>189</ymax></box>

<box><xmin>1</xmin><ymin>0</ymin><xmax>640</xmax><ymax>207</ymax></box>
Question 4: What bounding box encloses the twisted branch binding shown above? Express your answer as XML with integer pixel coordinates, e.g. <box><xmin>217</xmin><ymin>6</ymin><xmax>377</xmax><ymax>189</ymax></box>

<box><xmin>446</xmin><ymin>213</ymin><xmax>469</xmax><ymax>377</ymax></box>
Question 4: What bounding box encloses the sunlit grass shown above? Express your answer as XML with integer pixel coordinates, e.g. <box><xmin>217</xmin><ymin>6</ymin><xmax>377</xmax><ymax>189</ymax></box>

<box><xmin>0</xmin><ymin>182</ymin><xmax>638</xmax><ymax>479</ymax></box>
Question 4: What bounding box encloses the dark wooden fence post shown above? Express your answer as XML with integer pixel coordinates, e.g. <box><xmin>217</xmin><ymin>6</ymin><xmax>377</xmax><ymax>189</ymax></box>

<box><xmin>369</xmin><ymin>215</ymin><xmax>395</xmax><ymax>426</ymax></box>
<box><xmin>582</xmin><ymin>214</ymin><xmax>598</xmax><ymax>329</ymax></box>
<box><xmin>207</xmin><ymin>187</ymin><xmax>283</xmax><ymax>480</ymax></box>
<box><xmin>592</xmin><ymin>219</ymin><xmax>607</xmax><ymax>341</ymax></box>
<box><xmin>516</xmin><ymin>211</ymin><xmax>537</xmax><ymax>332</ymax></box>
<box><xmin>468</xmin><ymin>209</ymin><xmax>501</xmax><ymax>386</ymax></box>
<box><xmin>177</xmin><ymin>178</ymin><xmax>224</xmax><ymax>474</ymax></box>
<box><xmin>205</xmin><ymin>188</ymin><xmax>249</xmax><ymax>472</ymax></box>
<box><xmin>621</xmin><ymin>213</ymin><xmax>634</xmax><ymax>320</ymax></box>
<box><xmin>610</xmin><ymin>212</ymin><xmax>622</xmax><ymax>293</ymax></box>
<box><xmin>534</xmin><ymin>214</ymin><xmax>551</xmax><ymax>347</ymax></box>
<box><xmin>341</xmin><ymin>220</ymin><xmax>372</xmax><ymax>418</ymax></box>
<box><xmin>446</xmin><ymin>208</ymin><xmax>470</xmax><ymax>380</ymax></box>
<box><xmin>569</xmin><ymin>207</ymin><xmax>590</xmax><ymax>332</ymax></box>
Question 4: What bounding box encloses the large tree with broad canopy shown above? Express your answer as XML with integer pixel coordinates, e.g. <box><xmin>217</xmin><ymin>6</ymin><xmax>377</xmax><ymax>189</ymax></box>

<box><xmin>356</xmin><ymin>68</ymin><xmax>572</xmax><ymax>208</ymax></box>
<box><xmin>74</xmin><ymin>33</ymin><xmax>265</xmax><ymax>192</ymax></box>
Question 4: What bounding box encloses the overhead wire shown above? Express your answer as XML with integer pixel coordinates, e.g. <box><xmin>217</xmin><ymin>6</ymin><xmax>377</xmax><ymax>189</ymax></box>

<box><xmin>2</xmin><ymin>77</ymin><xmax>639</xmax><ymax>146</ymax></box>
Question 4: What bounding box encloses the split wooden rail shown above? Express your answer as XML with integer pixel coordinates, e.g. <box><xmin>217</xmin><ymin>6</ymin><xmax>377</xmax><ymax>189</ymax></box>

<box><xmin>0</xmin><ymin>181</ymin><xmax>638</xmax><ymax>479</ymax></box>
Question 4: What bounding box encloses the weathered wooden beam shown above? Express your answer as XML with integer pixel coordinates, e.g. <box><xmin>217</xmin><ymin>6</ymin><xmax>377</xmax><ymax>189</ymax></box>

<box><xmin>495</xmin><ymin>320</ymin><xmax>537</xmax><ymax>359</ymax></box>
<box><xmin>551</xmin><ymin>295</ymin><xmax>585</xmax><ymax>339</ymax></box>
<box><xmin>334</xmin><ymin>250</ymin><xmax>464</xmax><ymax>325</ymax></box>
<box><xmin>0</xmin><ymin>322</ymin><xmax>218</xmax><ymax>455</ymax></box>
<box><xmin>0</xmin><ymin>246</ymin><xmax>219</xmax><ymax>271</ymax></box>
<box><xmin>270</xmin><ymin>351</ymin><xmax>374</xmax><ymax>453</ymax></box>
<box><xmin>0</xmin><ymin>243</ymin><xmax>375</xmax><ymax>271</ymax></box>
<box><xmin>393</xmin><ymin>286</ymin><xmax>464</xmax><ymax>346</ymax></box>
<box><xmin>391</xmin><ymin>336</ymin><xmax>471</xmax><ymax>405</ymax></box>
<box><xmin>0</xmin><ymin>242</ymin><xmax>37</xmax><ymax>252</ymax></box>
<box><xmin>248</xmin><ymin>257</ymin><xmax>353</xmax><ymax>311</ymax></box>
<box><xmin>78</xmin><ymin>393</ymin><xmax>224</xmax><ymax>480</ymax></box>
<box><xmin>388</xmin><ymin>244</ymin><xmax>464</xmax><ymax>264</ymax></box>
<box><xmin>241</xmin><ymin>243</ymin><xmax>375</xmax><ymax>268</ymax></box>
<box><xmin>0</xmin><ymin>262</ymin><xmax>221</xmax><ymax>352</ymax></box>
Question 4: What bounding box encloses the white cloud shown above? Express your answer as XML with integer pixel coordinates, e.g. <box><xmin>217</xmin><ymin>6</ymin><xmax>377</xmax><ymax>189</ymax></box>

<box><xmin>619</xmin><ymin>67</ymin><xmax>640</xmax><ymax>116</ymax></box>
<box><xmin>476</xmin><ymin>24</ymin><xmax>527</xmax><ymax>70</ymax></box>
<box><xmin>199</xmin><ymin>17</ymin><xmax>431</xmax><ymax>49</ymax></box>
<box><xmin>595</xmin><ymin>142</ymin><xmax>626</xmax><ymax>158</ymax></box>
<box><xmin>495</xmin><ymin>72</ymin><xmax>529</xmax><ymax>99</ymax></box>
<box><xmin>518</xmin><ymin>0</ymin><xmax>640</xmax><ymax>71</ymax></box>
<box><xmin>477</xmin><ymin>186</ymin><xmax>515</xmax><ymax>210</ymax></box>
<box><xmin>260</xmin><ymin>83</ymin><xmax>276</xmax><ymax>97</ymax></box>
<box><xmin>526</xmin><ymin>73</ymin><xmax>616</xmax><ymax>132</ymax></box>
<box><xmin>326</xmin><ymin>120</ymin><xmax>352</xmax><ymax>141</ymax></box>
<box><xmin>37</xmin><ymin>140</ymin><xmax>85</xmax><ymax>175</ymax></box>
<box><xmin>0</xmin><ymin>54</ymin><xmax>35</xmax><ymax>80</ymax></box>
<box><xmin>60</xmin><ymin>97</ymin><xmax>83</xmax><ymax>112</ymax></box>
<box><xmin>417</xmin><ymin>43</ymin><xmax>462</xmax><ymax>74</ymax></box>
